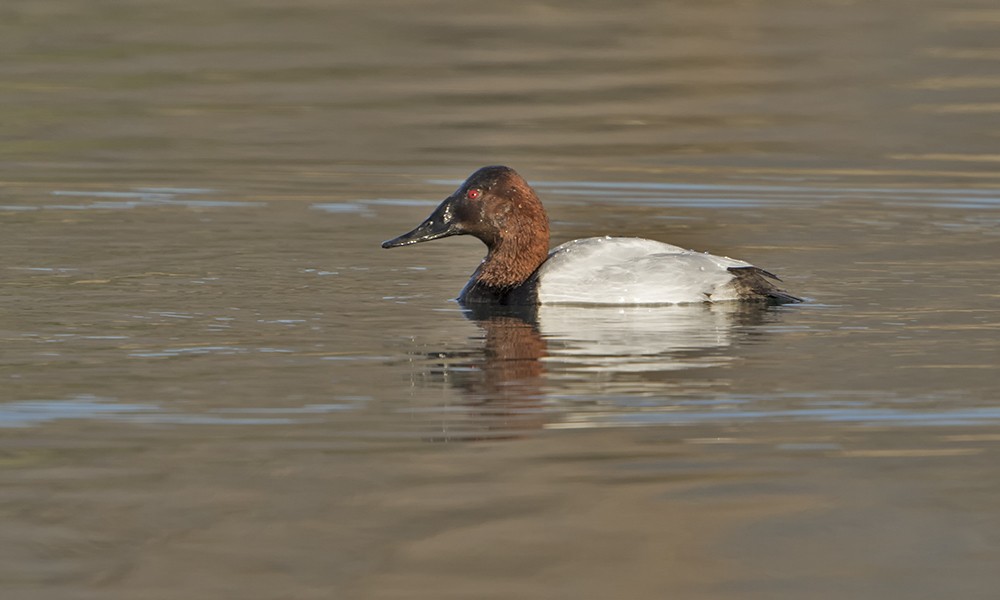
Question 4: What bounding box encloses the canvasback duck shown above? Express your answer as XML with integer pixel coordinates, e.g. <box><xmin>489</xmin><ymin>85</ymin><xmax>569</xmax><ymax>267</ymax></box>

<box><xmin>381</xmin><ymin>166</ymin><xmax>801</xmax><ymax>306</ymax></box>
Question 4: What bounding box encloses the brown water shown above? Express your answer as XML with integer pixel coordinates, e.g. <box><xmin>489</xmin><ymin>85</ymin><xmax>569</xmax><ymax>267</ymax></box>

<box><xmin>3</xmin><ymin>1</ymin><xmax>1000</xmax><ymax>598</ymax></box>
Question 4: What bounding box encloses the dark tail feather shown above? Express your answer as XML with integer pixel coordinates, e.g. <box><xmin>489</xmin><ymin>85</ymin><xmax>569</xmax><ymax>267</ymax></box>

<box><xmin>727</xmin><ymin>266</ymin><xmax>803</xmax><ymax>304</ymax></box>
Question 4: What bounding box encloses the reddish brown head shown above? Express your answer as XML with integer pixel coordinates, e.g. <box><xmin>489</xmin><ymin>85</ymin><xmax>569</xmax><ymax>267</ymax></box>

<box><xmin>382</xmin><ymin>166</ymin><xmax>551</xmax><ymax>291</ymax></box>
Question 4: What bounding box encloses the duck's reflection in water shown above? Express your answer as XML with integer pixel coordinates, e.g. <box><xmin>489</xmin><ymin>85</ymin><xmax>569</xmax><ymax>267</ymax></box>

<box><xmin>424</xmin><ymin>302</ymin><xmax>782</xmax><ymax>441</ymax></box>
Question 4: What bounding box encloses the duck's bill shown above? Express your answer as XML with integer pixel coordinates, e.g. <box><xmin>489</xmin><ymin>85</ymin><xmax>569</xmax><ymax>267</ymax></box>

<box><xmin>381</xmin><ymin>222</ymin><xmax>457</xmax><ymax>248</ymax></box>
<box><xmin>381</xmin><ymin>199</ymin><xmax>460</xmax><ymax>248</ymax></box>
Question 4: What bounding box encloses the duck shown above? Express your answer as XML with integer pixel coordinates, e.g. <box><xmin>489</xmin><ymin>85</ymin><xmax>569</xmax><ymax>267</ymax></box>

<box><xmin>381</xmin><ymin>166</ymin><xmax>801</xmax><ymax>306</ymax></box>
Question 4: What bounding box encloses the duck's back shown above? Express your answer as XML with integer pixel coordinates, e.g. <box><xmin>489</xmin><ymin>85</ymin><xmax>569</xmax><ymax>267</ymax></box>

<box><xmin>534</xmin><ymin>237</ymin><xmax>751</xmax><ymax>305</ymax></box>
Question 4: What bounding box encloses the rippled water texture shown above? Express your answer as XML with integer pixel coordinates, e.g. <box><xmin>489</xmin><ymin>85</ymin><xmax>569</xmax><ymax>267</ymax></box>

<box><xmin>2</xmin><ymin>1</ymin><xmax>1000</xmax><ymax>599</ymax></box>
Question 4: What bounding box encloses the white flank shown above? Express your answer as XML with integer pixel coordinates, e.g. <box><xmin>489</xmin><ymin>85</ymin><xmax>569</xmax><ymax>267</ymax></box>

<box><xmin>534</xmin><ymin>237</ymin><xmax>750</xmax><ymax>305</ymax></box>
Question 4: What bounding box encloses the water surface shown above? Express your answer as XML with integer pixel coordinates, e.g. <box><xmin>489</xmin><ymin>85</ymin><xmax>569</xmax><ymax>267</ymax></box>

<box><xmin>2</xmin><ymin>1</ymin><xmax>1000</xmax><ymax>599</ymax></box>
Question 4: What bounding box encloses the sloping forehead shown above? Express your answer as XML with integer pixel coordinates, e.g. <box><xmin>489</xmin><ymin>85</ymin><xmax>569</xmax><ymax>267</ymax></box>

<box><xmin>463</xmin><ymin>165</ymin><xmax>519</xmax><ymax>190</ymax></box>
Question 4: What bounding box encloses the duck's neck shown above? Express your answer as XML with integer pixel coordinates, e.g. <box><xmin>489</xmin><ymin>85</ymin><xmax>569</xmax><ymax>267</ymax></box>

<box><xmin>475</xmin><ymin>234</ymin><xmax>549</xmax><ymax>291</ymax></box>
<box><xmin>462</xmin><ymin>185</ymin><xmax>550</xmax><ymax>304</ymax></box>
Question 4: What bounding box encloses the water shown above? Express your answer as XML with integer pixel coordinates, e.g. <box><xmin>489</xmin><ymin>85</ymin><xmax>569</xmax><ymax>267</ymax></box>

<box><xmin>3</xmin><ymin>1</ymin><xmax>1000</xmax><ymax>598</ymax></box>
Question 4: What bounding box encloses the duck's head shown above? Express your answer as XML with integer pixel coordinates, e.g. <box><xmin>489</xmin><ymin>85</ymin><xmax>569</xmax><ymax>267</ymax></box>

<box><xmin>381</xmin><ymin>166</ymin><xmax>549</xmax><ymax>252</ymax></box>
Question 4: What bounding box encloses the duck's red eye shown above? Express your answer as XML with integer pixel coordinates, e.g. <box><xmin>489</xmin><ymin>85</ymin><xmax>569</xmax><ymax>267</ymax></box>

<box><xmin>466</xmin><ymin>188</ymin><xmax>481</xmax><ymax>200</ymax></box>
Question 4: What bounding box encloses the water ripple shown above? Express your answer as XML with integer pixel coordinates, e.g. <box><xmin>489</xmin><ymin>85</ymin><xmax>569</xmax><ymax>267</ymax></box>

<box><xmin>429</xmin><ymin>178</ymin><xmax>1000</xmax><ymax>209</ymax></box>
